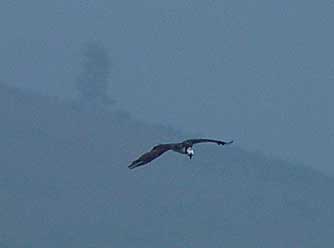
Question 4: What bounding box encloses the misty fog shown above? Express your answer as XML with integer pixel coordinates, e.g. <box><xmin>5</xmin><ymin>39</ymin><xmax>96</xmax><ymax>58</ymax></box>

<box><xmin>1</xmin><ymin>0</ymin><xmax>333</xmax><ymax>172</ymax></box>
<box><xmin>1</xmin><ymin>1</ymin><xmax>334</xmax><ymax>247</ymax></box>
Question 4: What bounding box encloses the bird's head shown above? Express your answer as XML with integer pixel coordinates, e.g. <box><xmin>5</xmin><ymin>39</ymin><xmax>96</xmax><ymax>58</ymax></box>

<box><xmin>186</xmin><ymin>146</ymin><xmax>194</xmax><ymax>159</ymax></box>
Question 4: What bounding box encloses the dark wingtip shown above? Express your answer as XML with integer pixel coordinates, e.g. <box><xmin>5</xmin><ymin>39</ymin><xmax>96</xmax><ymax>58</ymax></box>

<box><xmin>128</xmin><ymin>161</ymin><xmax>137</xmax><ymax>169</ymax></box>
<box><xmin>128</xmin><ymin>159</ymin><xmax>145</xmax><ymax>169</ymax></box>
<box><xmin>219</xmin><ymin>140</ymin><xmax>234</xmax><ymax>145</ymax></box>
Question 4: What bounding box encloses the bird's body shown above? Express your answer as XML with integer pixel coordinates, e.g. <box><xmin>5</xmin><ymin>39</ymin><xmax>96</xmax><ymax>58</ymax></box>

<box><xmin>128</xmin><ymin>138</ymin><xmax>233</xmax><ymax>169</ymax></box>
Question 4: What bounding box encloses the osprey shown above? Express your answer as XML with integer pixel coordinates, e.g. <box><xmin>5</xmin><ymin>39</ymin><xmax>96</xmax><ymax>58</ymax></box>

<box><xmin>128</xmin><ymin>138</ymin><xmax>233</xmax><ymax>169</ymax></box>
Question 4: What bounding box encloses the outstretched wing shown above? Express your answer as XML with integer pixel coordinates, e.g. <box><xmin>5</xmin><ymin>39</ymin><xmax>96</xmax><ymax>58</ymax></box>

<box><xmin>183</xmin><ymin>138</ymin><xmax>233</xmax><ymax>146</ymax></box>
<box><xmin>128</xmin><ymin>144</ymin><xmax>171</xmax><ymax>169</ymax></box>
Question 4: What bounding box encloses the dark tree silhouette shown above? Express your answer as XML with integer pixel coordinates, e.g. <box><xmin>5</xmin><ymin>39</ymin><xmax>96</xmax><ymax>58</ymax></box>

<box><xmin>76</xmin><ymin>42</ymin><xmax>114</xmax><ymax>107</ymax></box>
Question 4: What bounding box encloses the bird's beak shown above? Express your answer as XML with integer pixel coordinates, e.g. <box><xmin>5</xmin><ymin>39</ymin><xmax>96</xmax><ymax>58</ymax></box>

<box><xmin>186</xmin><ymin>147</ymin><xmax>194</xmax><ymax>160</ymax></box>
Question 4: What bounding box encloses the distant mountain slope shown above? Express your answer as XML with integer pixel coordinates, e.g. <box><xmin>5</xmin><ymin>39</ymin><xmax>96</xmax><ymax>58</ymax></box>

<box><xmin>1</xmin><ymin>83</ymin><xmax>333</xmax><ymax>248</ymax></box>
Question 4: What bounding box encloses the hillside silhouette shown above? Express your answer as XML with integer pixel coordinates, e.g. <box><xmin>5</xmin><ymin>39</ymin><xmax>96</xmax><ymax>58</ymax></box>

<box><xmin>1</xmin><ymin>83</ymin><xmax>333</xmax><ymax>247</ymax></box>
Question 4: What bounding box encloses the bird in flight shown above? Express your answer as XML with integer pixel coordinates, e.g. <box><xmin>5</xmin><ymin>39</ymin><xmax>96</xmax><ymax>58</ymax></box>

<box><xmin>128</xmin><ymin>138</ymin><xmax>233</xmax><ymax>169</ymax></box>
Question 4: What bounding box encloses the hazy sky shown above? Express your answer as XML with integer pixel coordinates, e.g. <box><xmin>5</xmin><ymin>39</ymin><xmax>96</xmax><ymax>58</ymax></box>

<box><xmin>1</xmin><ymin>0</ymin><xmax>333</xmax><ymax>172</ymax></box>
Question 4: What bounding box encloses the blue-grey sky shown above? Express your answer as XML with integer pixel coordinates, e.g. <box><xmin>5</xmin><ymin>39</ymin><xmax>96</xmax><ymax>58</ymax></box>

<box><xmin>1</xmin><ymin>0</ymin><xmax>333</xmax><ymax>172</ymax></box>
